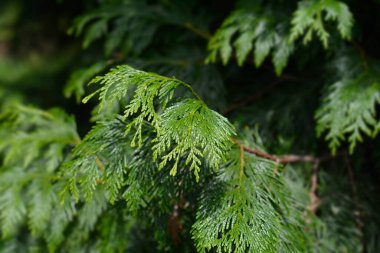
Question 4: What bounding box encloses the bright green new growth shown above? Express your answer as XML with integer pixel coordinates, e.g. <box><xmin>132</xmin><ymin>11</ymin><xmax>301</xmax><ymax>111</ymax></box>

<box><xmin>192</xmin><ymin>146</ymin><xmax>304</xmax><ymax>253</ymax></box>
<box><xmin>316</xmin><ymin>51</ymin><xmax>380</xmax><ymax>154</ymax></box>
<box><xmin>290</xmin><ymin>0</ymin><xmax>353</xmax><ymax>48</ymax></box>
<box><xmin>153</xmin><ymin>99</ymin><xmax>235</xmax><ymax>180</ymax></box>
<box><xmin>61</xmin><ymin>65</ymin><xmax>304</xmax><ymax>252</ymax></box>
<box><xmin>83</xmin><ymin>65</ymin><xmax>235</xmax><ymax>180</ymax></box>
<box><xmin>207</xmin><ymin>7</ymin><xmax>294</xmax><ymax>76</ymax></box>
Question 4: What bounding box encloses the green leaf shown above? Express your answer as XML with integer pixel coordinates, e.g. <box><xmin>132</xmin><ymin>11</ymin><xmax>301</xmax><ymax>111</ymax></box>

<box><xmin>272</xmin><ymin>39</ymin><xmax>294</xmax><ymax>76</ymax></box>
<box><xmin>316</xmin><ymin>79</ymin><xmax>380</xmax><ymax>154</ymax></box>
<box><xmin>82</xmin><ymin>19</ymin><xmax>108</xmax><ymax>49</ymax></box>
<box><xmin>207</xmin><ymin>7</ymin><xmax>293</xmax><ymax>75</ymax></box>
<box><xmin>254</xmin><ymin>33</ymin><xmax>274</xmax><ymax>67</ymax></box>
<box><xmin>316</xmin><ymin>51</ymin><xmax>380</xmax><ymax>154</ymax></box>
<box><xmin>0</xmin><ymin>183</ymin><xmax>26</xmax><ymax>237</ymax></box>
<box><xmin>290</xmin><ymin>0</ymin><xmax>354</xmax><ymax>48</ymax></box>
<box><xmin>28</xmin><ymin>180</ymin><xmax>53</xmax><ymax>236</ymax></box>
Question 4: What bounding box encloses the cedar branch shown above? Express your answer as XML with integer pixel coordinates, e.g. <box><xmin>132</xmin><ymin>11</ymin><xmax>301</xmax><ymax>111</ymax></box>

<box><xmin>307</xmin><ymin>160</ymin><xmax>320</xmax><ymax>214</ymax></box>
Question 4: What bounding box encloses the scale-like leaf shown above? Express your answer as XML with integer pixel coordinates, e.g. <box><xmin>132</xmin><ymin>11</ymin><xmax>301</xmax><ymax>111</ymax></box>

<box><xmin>153</xmin><ymin>99</ymin><xmax>235</xmax><ymax>180</ymax></box>
<box><xmin>86</xmin><ymin>65</ymin><xmax>236</xmax><ymax>179</ymax></box>
<box><xmin>192</xmin><ymin>146</ymin><xmax>305</xmax><ymax>253</ymax></box>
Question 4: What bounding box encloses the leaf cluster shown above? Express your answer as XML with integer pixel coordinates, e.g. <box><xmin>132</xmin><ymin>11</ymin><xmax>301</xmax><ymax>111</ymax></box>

<box><xmin>316</xmin><ymin>50</ymin><xmax>380</xmax><ymax>154</ymax></box>
<box><xmin>83</xmin><ymin>65</ymin><xmax>235</xmax><ymax>180</ymax></box>
<box><xmin>290</xmin><ymin>0</ymin><xmax>353</xmax><ymax>48</ymax></box>
<box><xmin>207</xmin><ymin>3</ymin><xmax>294</xmax><ymax>76</ymax></box>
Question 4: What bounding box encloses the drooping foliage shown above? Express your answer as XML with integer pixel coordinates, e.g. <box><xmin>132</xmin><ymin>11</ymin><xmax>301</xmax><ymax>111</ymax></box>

<box><xmin>0</xmin><ymin>105</ymin><xmax>79</xmax><ymax>250</ymax></box>
<box><xmin>1</xmin><ymin>0</ymin><xmax>380</xmax><ymax>252</ymax></box>
<box><xmin>290</xmin><ymin>0</ymin><xmax>353</xmax><ymax>48</ymax></box>
<box><xmin>316</xmin><ymin>49</ymin><xmax>380</xmax><ymax>154</ymax></box>
<box><xmin>83</xmin><ymin>66</ymin><xmax>235</xmax><ymax>179</ymax></box>
<box><xmin>192</xmin><ymin>146</ymin><xmax>305</xmax><ymax>253</ymax></box>
<box><xmin>207</xmin><ymin>1</ymin><xmax>295</xmax><ymax>75</ymax></box>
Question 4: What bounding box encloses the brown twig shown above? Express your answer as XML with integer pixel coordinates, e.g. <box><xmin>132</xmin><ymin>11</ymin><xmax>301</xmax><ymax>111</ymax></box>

<box><xmin>168</xmin><ymin>203</ymin><xmax>182</xmax><ymax>248</ymax></box>
<box><xmin>72</xmin><ymin>137</ymin><xmax>106</xmax><ymax>184</ymax></box>
<box><xmin>304</xmin><ymin>160</ymin><xmax>321</xmax><ymax>228</ymax></box>
<box><xmin>308</xmin><ymin>160</ymin><xmax>321</xmax><ymax>214</ymax></box>
<box><xmin>233</xmin><ymin>138</ymin><xmax>326</xmax><ymax>218</ymax></box>
<box><xmin>95</xmin><ymin>158</ymin><xmax>105</xmax><ymax>171</ymax></box>
<box><xmin>231</xmin><ymin>138</ymin><xmax>342</xmax><ymax>165</ymax></box>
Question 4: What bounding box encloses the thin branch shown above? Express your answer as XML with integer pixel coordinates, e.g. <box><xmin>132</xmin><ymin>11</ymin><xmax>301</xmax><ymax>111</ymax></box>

<box><xmin>232</xmin><ymin>138</ymin><xmax>339</xmax><ymax>164</ymax></box>
<box><xmin>223</xmin><ymin>75</ymin><xmax>298</xmax><ymax>115</ymax></box>
<box><xmin>95</xmin><ymin>158</ymin><xmax>105</xmax><ymax>171</ymax></box>
<box><xmin>168</xmin><ymin>203</ymin><xmax>182</xmax><ymax>248</ymax></box>
<box><xmin>182</xmin><ymin>22</ymin><xmax>212</xmax><ymax>40</ymax></box>
<box><xmin>238</xmin><ymin>143</ymin><xmax>245</xmax><ymax>187</ymax></box>
<box><xmin>307</xmin><ymin>160</ymin><xmax>320</xmax><ymax>214</ymax></box>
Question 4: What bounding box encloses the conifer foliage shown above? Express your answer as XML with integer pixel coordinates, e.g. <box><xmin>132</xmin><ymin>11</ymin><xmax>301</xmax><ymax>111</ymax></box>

<box><xmin>1</xmin><ymin>0</ymin><xmax>380</xmax><ymax>252</ymax></box>
<box><xmin>192</xmin><ymin>147</ymin><xmax>304</xmax><ymax>253</ymax></box>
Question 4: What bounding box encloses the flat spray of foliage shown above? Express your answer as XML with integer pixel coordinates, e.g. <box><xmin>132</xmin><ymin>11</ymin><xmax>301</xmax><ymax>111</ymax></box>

<box><xmin>1</xmin><ymin>0</ymin><xmax>380</xmax><ymax>252</ymax></box>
